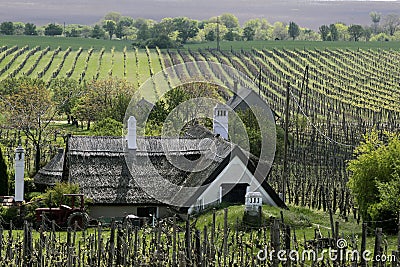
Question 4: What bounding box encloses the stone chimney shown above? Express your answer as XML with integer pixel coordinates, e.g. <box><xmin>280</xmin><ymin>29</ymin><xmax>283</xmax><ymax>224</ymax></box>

<box><xmin>14</xmin><ymin>145</ymin><xmax>25</xmax><ymax>202</ymax></box>
<box><xmin>127</xmin><ymin>116</ymin><xmax>137</xmax><ymax>150</ymax></box>
<box><xmin>213</xmin><ymin>103</ymin><xmax>228</xmax><ymax>140</ymax></box>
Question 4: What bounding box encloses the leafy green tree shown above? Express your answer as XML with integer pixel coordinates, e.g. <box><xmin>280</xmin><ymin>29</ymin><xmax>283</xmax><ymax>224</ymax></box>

<box><xmin>0</xmin><ymin>145</ymin><xmax>9</xmax><ymax>196</ymax></box>
<box><xmin>44</xmin><ymin>23</ymin><xmax>63</xmax><ymax>36</ymax></box>
<box><xmin>103</xmin><ymin>20</ymin><xmax>116</xmax><ymax>40</ymax></box>
<box><xmin>319</xmin><ymin>25</ymin><xmax>330</xmax><ymax>41</ymax></box>
<box><xmin>0</xmin><ymin>77</ymin><xmax>56</xmax><ymax>173</ymax></box>
<box><xmin>348</xmin><ymin>131</ymin><xmax>400</xmax><ymax>224</ymax></box>
<box><xmin>329</xmin><ymin>24</ymin><xmax>338</xmax><ymax>41</ymax></box>
<box><xmin>72</xmin><ymin>78</ymin><xmax>135</xmax><ymax>128</ymax></box>
<box><xmin>136</xmin><ymin>22</ymin><xmax>150</xmax><ymax>40</ymax></box>
<box><xmin>91</xmin><ymin>118</ymin><xmax>123</xmax><ymax>136</ymax></box>
<box><xmin>370</xmin><ymin>11</ymin><xmax>381</xmax><ymax>34</ymax></box>
<box><xmin>42</xmin><ymin>182</ymin><xmax>81</xmax><ymax>207</ymax></box>
<box><xmin>383</xmin><ymin>14</ymin><xmax>400</xmax><ymax>36</ymax></box>
<box><xmin>91</xmin><ymin>24</ymin><xmax>105</xmax><ymax>39</ymax></box>
<box><xmin>24</xmin><ymin>23</ymin><xmax>37</xmax><ymax>35</ymax></box>
<box><xmin>288</xmin><ymin>21</ymin><xmax>300</xmax><ymax>40</ymax></box>
<box><xmin>50</xmin><ymin>78</ymin><xmax>83</xmax><ymax>123</ymax></box>
<box><xmin>243</xmin><ymin>26</ymin><xmax>255</xmax><ymax>41</ymax></box>
<box><xmin>205</xmin><ymin>29</ymin><xmax>216</xmax><ymax>41</ymax></box>
<box><xmin>0</xmin><ymin>22</ymin><xmax>14</xmax><ymax>35</ymax></box>
<box><xmin>219</xmin><ymin>13</ymin><xmax>239</xmax><ymax>28</ymax></box>
<box><xmin>13</xmin><ymin>22</ymin><xmax>25</xmax><ymax>35</ymax></box>
<box><xmin>224</xmin><ymin>29</ymin><xmax>235</xmax><ymax>41</ymax></box>
<box><xmin>145</xmin><ymin>34</ymin><xmax>176</xmax><ymax>49</ymax></box>
<box><xmin>174</xmin><ymin>17</ymin><xmax>199</xmax><ymax>43</ymax></box>
<box><xmin>151</xmin><ymin>18</ymin><xmax>175</xmax><ymax>38</ymax></box>
<box><xmin>348</xmin><ymin>24</ymin><xmax>364</xmax><ymax>41</ymax></box>
<box><xmin>272</xmin><ymin>21</ymin><xmax>288</xmax><ymax>40</ymax></box>
<box><xmin>103</xmin><ymin>12</ymin><xmax>121</xmax><ymax>23</ymax></box>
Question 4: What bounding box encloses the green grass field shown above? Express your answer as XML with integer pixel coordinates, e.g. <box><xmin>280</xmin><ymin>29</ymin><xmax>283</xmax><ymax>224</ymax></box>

<box><xmin>0</xmin><ymin>35</ymin><xmax>133</xmax><ymax>51</ymax></box>
<box><xmin>2</xmin><ymin>35</ymin><xmax>400</xmax><ymax>52</ymax></box>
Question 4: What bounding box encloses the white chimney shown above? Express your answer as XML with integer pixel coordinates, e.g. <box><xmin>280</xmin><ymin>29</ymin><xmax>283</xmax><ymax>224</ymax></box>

<box><xmin>14</xmin><ymin>145</ymin><xmax>25</xmax><ymax>202</ymax></box>
<box><xmin>213</xmin><ymin>103</ymin><xmax>229</xmax><ymax>140</ymax></box>
<box><xmin>127</xmin><ymin>116</ymin><xmax>137</xmax><ymax>150</ymax></box>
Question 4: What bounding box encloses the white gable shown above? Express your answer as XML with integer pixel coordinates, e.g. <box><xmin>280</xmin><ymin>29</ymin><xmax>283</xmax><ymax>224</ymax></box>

<box><xmin>188</xmin><ymin>155</ymin><xmax>279</xmax><ymax>213</ymax></box>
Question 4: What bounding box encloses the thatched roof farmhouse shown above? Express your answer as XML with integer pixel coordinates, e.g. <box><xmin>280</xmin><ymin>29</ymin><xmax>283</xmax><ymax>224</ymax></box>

<box><xmin>35</xmin><ymin>103</ymin><xmax>286</xmax><ymax>219</ymax></box>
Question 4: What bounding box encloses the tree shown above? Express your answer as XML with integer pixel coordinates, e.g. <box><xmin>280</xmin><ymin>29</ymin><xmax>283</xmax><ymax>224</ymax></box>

<box><xmin>72</xmin><ymin>78</ymin><xmax>135</xmax><ymax>129</ymax></box>
<box><xmin>91</xmin><ymin>24</ymin><xmax>105</xmax><ymax>39</ymax></box>
<box><xmin>288</xmin><ymin>21</ymin><xmax>300</xmax><ymax>40</ymax></box>
<box><xmin>91</xmin><ymin>118</ymin><xmax>123</xmax><ymax>136</ymax></box>
<box><xmin>319</xmin><ymin>25</ymin><xmax>330</xmax><ymax>41</ymax></box>
<box><xmin>243</xmin><ymin>26</ymin><xmax>255</xmax><ymax>41</ymax></box>
<box><xmin>13</xmin><ymin>22</ymin><xmax>25</xmax><ymax>35</ymax></box>
<box><xmin>145</xmin><ymin>34</ymin><xmax>176</xmax><ymax>49</ymax></box>
<box><xmin>348</xmin><ymin>24</ymin><xmax>364</xmax><ymax>41</ymax></box>
<box><xmin>224</xmin><ymin>29</ymin><xmax>235</xmax><ymax>41</ymax></box>
<box><xmin>136</xmin><ymin>22</ymin><xmax>150</xmax><ymax>40</ymax></box>
<box><xmin>219</xmin><ymin>13</ymin><xmax>239</xmax><ymax>28</ymax></box>
<box><xmin>272</xmin><ymin>22</ymin><xmax>288</xmax><ymax>40</ymax></box>
<box><xmin>115</xmin><ymin>17</ymin><xmax>134</xmax><ymax>39</ymax></box>
<box><xmin>103</xmin><ymin>20</ymin><xmax>116</xmax><ymax>40</ymax></box>
<box><xmin>0</xmin><ymin>22</ymin><xmax>14</xmax><ymax>35</ymax></box>
<box><xmin>383</xmin><ymin>14</ymin><xmax>400</xmax><ymax>36</ymax></box>
<box><xmin>205</xmin><ymin>29</ymin><xmax>216</xmax><ymax>41</ymax></box>
<box><xmin>0</xmin><ymin>145</ymin><xmax>8</xmax><ymax>196</ymax></box>
<box><xmin>348</xmin><ymin>131</ymin><xmax>400</xmax><ymax>229</ymax></box>
<box><xmin>329</xmin><ymin>24</ymin><xmax>338</xmax><ymax>41</ymax></box>
<box><xmin>0</xmin><ymin>77</ymin><xmax>57</xmax><ymax>173</ymax></box>
<box><xmin>24</xmin><ymin>23</ymin><xmax>37</xmax><ymax>35</ymax></box>
<box><xmin>50</xmin><ymin>78</ymin><xmax>83</xmax><ymax>123</ymax></box>
<box><xmin>370</xmin><ymin>11</ymin><xmax>381</xmax><ymax>34</ymax></box>
<box><xmin>44</xmin><ymin>23</ymin><xmax>63</xmax><ymax>36</ymax></box>
<box><xmin>174</xmin><ymin>17</ymin><xmax>199</xmax><ymax>43</ymax></box>
<box><xmin>103</xmin><ymin>12</ymin><xmax>121</xmax><ymax>23</ymax></box>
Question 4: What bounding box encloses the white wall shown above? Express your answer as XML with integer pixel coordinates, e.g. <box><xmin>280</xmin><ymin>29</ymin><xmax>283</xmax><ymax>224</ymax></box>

<box><xmin>190</xmin><ymin>156</ymin><xmax>277</xmax><ymax>213</ymax></box>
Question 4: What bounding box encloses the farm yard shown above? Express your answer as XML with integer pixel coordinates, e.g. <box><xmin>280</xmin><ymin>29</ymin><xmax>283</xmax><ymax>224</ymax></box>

<box><xmin>0</xmin><ymin>36</ymin><xmax>399</xmax><ymax>266</ymax></box>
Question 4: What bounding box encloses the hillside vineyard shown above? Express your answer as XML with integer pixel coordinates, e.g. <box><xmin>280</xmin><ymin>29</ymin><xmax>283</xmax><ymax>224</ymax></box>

<box><xmin>0</xmin><ymin>45</ymin><xmax>399</xmax><ymax>214</ymax></box>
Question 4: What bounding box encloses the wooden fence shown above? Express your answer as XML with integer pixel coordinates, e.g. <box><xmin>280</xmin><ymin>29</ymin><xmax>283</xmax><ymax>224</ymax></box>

<box><xmin>0</xmin><ymin>208</ymin><xmax>399</xmax><ymax>267</ymax></box>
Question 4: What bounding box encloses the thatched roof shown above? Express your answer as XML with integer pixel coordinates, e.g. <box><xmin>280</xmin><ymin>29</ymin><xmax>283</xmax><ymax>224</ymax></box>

<box><xmin>34</xmin><ymin>126</ymin><xmax>286</xmax><ymax>209</ymax></box>
<box><xmin>34</xmin><ymin>148</ymin><xmax>64</xmax><ymax>185</ymax></box>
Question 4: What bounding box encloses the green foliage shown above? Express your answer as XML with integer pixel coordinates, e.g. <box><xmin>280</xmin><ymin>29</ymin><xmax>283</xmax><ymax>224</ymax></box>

<box><xmin>205</xmin><ymin>30</ymin><xmax>216</xmax><ymax>41</ymax></box>
<box><xmin>219</xmin><ymin>13</ymin><xmax>240</xmax><ymax>29</ymax></box>
<box><xmin>243</xmin><ymin>26</ymin><xmax>255</xmax><ymax>41</ymax></box>
<box><xmin>50</xmin><ymin>78</ymin><xmax>83</xmax><ymax>118</ymax></box>
<box><xmin>0</xmin><ymin>22</ymin><xmax>14</xmax><ymax>35</ymax></box>
<box><xmin>24</xmin><ymin>23</ymin><xmax>37</xmax><ymax>35</ymax></box>
<box><xmin>0</xmin><ymin>206</ymin><xmax>18</xmax><ymax>223</ymax></box>
<box><xmin>44</xmin><ymin>23</ymin><xmax>63</xmax><ymax>36</ymax></box>
<box><xmin>288</xmin><ymin>22</ymin><xmax>300</xmax><ymax>40</ymax></box>
<box><xmin>103</xmin><ymin>20</ymin><xmax>116</xmax><ymax>40</ymax></box>
<box><xmin>329</xmin><ymin>24</ymin><xmax>339</xmax><ymax>41</ymax></box>
<box><xmin>348</xmin><ymin>24</ymin><xmax>364</xmax><ymax>41</ymax></box>
<box><xmin>347</xmin><ymin>131</ymin><xmax>400</xmax><ymax>225</ymax></box>
<box><xmin>171</xmin><ymin>17</ymin><xmax>199</xmax><ymax>44</ymax></box>
<box><xmin>0</xmin><ymin>144</ymin><xmax>9</xmax><ymax>196</ymax></box>
<box><xmin>72</xmin><ymin>78</ymin><xmax>135</xmax><ymax>126</ymax></box>
<box><xmin>91</xmin><ymin>25</ymin><xmax>105</xmax><ymax>39</ymax></box>
<box><xmin>91</xmin><ymin>117</ymin><xmax>123</xmax><ymax>136</ymax></box>
<box><xmin>319</xmin><ymin>25</ymin><xmax>330</xmax><ymax>41</ymax></box>
<box><xmin>42</xmin><ymin>182</ymin><xmax>80</xmax><ymax>208</ymax></box>
<box><xmin>144</xmin><ymin>35</ymin><xmax>178</xmax><ymax>49</ymax></box>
